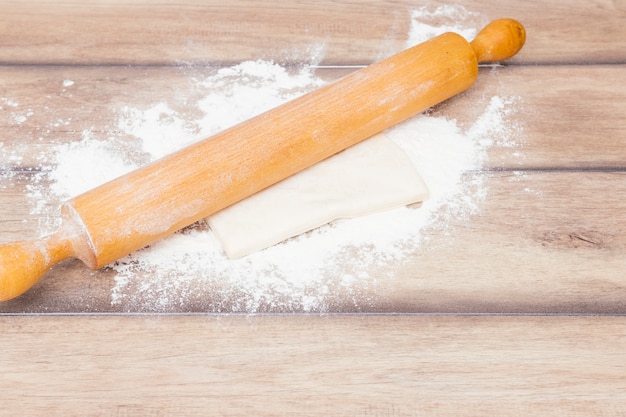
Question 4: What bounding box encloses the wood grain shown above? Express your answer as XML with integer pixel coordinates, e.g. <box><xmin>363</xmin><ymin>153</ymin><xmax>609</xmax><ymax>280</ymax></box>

<box><xmin>1</xmin><ymin>65</ymin><xmax>625</xmax><ymax>171</ymax></box>
<box><xmin>0</xmin><ymin>0</ymin><xmax>624</xmax><ymax>65</ymax></box>
<box><xmin>2</xmin><ymin>315</ymin><xmax>626</xmax><ymax>417</ymax></box>
<box><xmin>1</xmin><ymin>2</ymin><xmax>625</xmax><ymax>413</ymax></box>
<box><xmin>2</xmin><ymin>172</ymin><xmax>625</xmax><ymax>314</ymax></box>
<box><xmin>439</xmin><ymin>65</ymin><xmax>626</xmax><ymax>170</ymax></box>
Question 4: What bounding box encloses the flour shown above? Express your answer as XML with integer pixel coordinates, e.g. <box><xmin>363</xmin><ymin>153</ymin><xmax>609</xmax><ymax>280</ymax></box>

<box><xmin>20</xmin><ymin>6</ymin><xmax>523</xmax><ymax>312</ymax></box>
<box><xmin>0</xmin><ymin>97</ymin><xmax>19</xmax><ymax>110</ymax></box>
<box><xmin>407</xmin><ymin>4</ymin><xmax>483</xmax><ymax>46</ymax></box>
<box><xmin>0</xmin><ymin>97</ymin><xmax>34</xmax><ymax>126</ymax></box>
<box><xmin>50</xmin><ymin>131</ymin><xmax>139</xmax><ymax>199</ymax></box>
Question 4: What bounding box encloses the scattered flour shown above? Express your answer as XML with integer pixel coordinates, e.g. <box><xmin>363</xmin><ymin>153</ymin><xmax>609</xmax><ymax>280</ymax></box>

<box><xmin>17</xmin><ymin>6</ymin><xmax>522</xmax><ymax>312</ymax></box>
<box><xmin>1</xmin><ymin>98</ymin><xmax>35</xmax><ymax>125</ymax></box>
<box><xmin>0</xmin><ymin>97</ymin><xmax>19</xmax><ymax>109</ymax></box>
<box><xmin>50</xmin><ymin>131</ymin><xmax>139</xmax><ymax>199</ymax></box>
<box><xmin>406</xmin><ymin>4</ymin><xmax>484</xmax><ymax>46</ymax></box>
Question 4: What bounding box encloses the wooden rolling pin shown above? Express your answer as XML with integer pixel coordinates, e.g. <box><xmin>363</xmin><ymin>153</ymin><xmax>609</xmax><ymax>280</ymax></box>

<box><xmin>0</xmin><ymin>19</ymin><xmax>525</xmax><ymax>301</ymax></box>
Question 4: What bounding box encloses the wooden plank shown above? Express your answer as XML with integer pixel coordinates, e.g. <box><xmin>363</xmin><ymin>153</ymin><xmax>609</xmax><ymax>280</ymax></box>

<box><xmin>388</xmin><ymin>171</ymin><xmax>626</xmax><ymax>314</ymax></box>
<box><xmin>0</xmin><ymin>174</ymin><xmax>57</xmax><ymax>242</ymax></box>
<box><xmin>0</xmin><ymin>0</ymin><xmax>624</xmax><ymax>66</ymax></box>
<box><xmin>438</xmin><ymin>65</ymin><xmax>626</xmax><ymax>170</ymax></box>
<box><xmin>1</xmin><ymin>65</ymin><xmax>625</xmax><ymax>170</ymax></box>
<box><xmin>1</xmin><ymin>314</ymin><xmax>626</xmax><ymax>416</ymax></box>
<box><xmin>2</xmin><ymin>171</ymin><xmax>625</xmax><ymax>314</ymax></box>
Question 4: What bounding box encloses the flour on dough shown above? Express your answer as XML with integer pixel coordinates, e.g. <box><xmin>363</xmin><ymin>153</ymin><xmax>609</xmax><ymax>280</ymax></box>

<box><xmin>208</xmin><ymin>133</ymin><xmax>428</xmax><ymax>258</ymax></box>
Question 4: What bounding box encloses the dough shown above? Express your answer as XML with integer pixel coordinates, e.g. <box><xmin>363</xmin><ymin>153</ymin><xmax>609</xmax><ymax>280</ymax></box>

<box><xmin>208</xmin><ymin>133</ymin><xmax>428</xmax><ymax>258</ymax></box>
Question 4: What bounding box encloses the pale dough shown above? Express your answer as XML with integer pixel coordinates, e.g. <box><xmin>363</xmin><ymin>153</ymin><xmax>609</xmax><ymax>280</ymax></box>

<box><xmin>207</xmin><ymin>133</ymin><xmax>428</xmax><ymax>258</ymax></box>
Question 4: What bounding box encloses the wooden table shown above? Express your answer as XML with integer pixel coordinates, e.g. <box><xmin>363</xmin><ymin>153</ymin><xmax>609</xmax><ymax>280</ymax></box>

<box><xmin>1</xmin><ymin>1</ymin><xmax>625</xmax><ymax>415</ymax></box>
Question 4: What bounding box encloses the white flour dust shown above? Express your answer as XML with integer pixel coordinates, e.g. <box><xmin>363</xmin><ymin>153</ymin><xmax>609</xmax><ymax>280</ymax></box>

<box><xmin>407</xmin><ymin>4</ymin><xmax>484</xmax><ymax>46</ymax></box>
<box><xmin>15</xmin><ymin>6</ymin><xmax>523</xmax><ymax>312</ymax></box>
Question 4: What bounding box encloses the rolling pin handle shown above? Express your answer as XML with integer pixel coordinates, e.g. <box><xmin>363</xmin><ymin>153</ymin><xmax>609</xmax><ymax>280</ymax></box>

<box><xmin>0</xmin><ymin>231</ymin><xmax>75</xmax><ymax>301</ymax></box>
<box><xmin>470</xmin><ymin>18</ymin><xmax>526</xmax><ymax>63</ymax></box>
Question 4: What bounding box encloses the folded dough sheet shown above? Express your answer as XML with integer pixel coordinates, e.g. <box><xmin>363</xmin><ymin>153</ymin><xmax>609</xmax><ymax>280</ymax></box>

<box><xmin>208</xmin><ymin>133</ymin><xmax>428</xmax><ymax>258</ymax></box>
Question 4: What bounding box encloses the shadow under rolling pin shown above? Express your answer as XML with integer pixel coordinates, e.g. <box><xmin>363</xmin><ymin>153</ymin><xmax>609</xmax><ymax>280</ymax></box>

<box><xmin>0</xmin><ymin>19</ymin><xmax>525</xmax><ymax>301</ymax></box>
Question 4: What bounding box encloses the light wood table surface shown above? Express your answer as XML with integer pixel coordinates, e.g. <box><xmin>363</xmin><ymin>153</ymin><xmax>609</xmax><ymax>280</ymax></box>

<box><xmin>1</xmin><ymin>1</ymin><xmax>625</xmax><ymax>415</ymax></box>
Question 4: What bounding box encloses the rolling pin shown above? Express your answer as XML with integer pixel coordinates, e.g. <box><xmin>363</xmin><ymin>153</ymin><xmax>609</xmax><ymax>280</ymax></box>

<box><xmin>0</xmin><ymin>19</ymin><xmax>525</xmax><ymax>301</ymax></box>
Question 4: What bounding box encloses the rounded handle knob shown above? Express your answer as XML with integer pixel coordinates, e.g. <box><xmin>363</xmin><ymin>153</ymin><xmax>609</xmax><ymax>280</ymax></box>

<box><xmin>471</xmin><ymin>18</ymin><xmax>526</xmax><ymax>63</ymax></box>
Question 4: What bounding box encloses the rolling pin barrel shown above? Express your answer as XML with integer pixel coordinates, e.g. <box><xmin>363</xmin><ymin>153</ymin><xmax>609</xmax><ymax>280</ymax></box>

<box><xmin>0</xmin><ymin>19</ymin><xmax>525</xmax><ymax>301</ymax></box>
